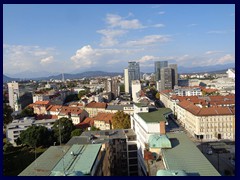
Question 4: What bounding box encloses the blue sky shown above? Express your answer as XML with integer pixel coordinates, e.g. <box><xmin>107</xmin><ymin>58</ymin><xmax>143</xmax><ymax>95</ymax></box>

<box><xmin>3</xmin><ymin>4</ymin><xmax>235</xmax><ymax>76</ymax></box>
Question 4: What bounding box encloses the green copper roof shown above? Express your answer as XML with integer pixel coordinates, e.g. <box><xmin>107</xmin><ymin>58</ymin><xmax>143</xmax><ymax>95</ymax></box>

<box><xmin>157</xmin><ymin>170</ymin><xmax>187</xmax><ymax>176</ymax></box>
<box><xmin>162</xmin><ymin>132</ymin><xmax>220</xmax><ymax>176</ymax></box>
<box><xmin>148</xmin><ymin>134</ymin><xmax>172</xmax><ymax>148</ymax></box>
<box><xmin>50</xmin><ymin>144</ymin><xmax>102</xmax><ymax>176</ymax></box>
<box><xmin>138</xmin><ymin>108</ymin><xmax>172</xmax><ymax>123</ymax></box>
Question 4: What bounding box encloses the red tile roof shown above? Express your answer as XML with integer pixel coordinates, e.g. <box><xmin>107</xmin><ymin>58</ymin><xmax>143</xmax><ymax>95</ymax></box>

<box><xmin>34</xmin><ymin>101</ymin><xmax>50</xmax><ymax>105</ymax></box>
<box><xmin>178</xmin><ymin>100</ymin><xmax>235</xmax><ymax>116</ymax></box>
<box><xmin>93</xmin><ymin>112</ymin><xmax>114</xmax><ymax>124</ymax></box>
<box><xmin>85</xmin><ymin>101</ymin><xmax>107</xmax><ymax>109</ymax></box>
<box><xmin>46</xmin><ymin>105</ymin><xmax>62</xmax><ymax>112</ymax></box>
<box><xmin>76</xmin><ymin>117</ymin><xmax>94</xmax><ymax>129</ymax></box>
<box><xmin>59</xmin><ymin>106</ymin><xmax>83</xmax><ymax>116</ymax></box>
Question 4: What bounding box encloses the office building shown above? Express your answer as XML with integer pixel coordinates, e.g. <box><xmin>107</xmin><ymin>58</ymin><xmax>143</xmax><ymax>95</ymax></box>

<box><xmin>160</xmin><ymin>67</ymin><xmax>173</xmax><ymax>91</ymax></box>
<box><xmin>128</xmin><ymin>61</ymin><xmax>140</xmax><ymax>81</ymax></box>
<box><xmin>154</xmin><ymin>61</ymin><xmax>168</xmax><ymax>81</ymax></box>
<box><xmin>168</xmin><ymin>64</ymin><xmax>178</xmax><ymax>87</ymax></box>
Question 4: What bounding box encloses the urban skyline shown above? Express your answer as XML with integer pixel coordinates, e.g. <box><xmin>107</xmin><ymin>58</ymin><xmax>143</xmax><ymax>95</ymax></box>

<box><xmin>3</xmin><ymin>4</ymin><xmax>235</xmax><ymax>77</ymax></box>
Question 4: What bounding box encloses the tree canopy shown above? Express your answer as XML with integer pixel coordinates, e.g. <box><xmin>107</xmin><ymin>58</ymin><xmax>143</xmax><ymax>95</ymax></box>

<box><xmin>3</xmin><ymin>104</ymin><xmax>13</xmax><ymax>125</ymax></box>
<box><xmin>78</xmin><ymin>90</ymin><xmax>87</xmax><ymax>100</ymax></box>
<box><xmin>52</xmin><ymin>118</ymin><xmax>76</xmax><ymax>144</ymax></box>
<box><xmin>71</xmin><ymin>129</ymin><xmax>83</xmax><ymax>137</ymax></box>
<box><xmin>19</xmin><ymin>126</ymin><xmax>53</xmax><ymax>147</ymax></box>
<box><xmin>112</xmin><ymin>111</ymin><xmax>131</xmax><ymax>129</ymax></box>
<box><xmin>15</xmin><ymin>107</ymin><xmax>35</xmax><ymax>119</ymax></box>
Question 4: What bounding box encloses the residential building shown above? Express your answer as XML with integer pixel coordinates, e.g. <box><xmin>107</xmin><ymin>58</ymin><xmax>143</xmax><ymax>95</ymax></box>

<box><xmin>130</xmin><ymin>105</ymin><xmax>172</xmax><ymax>176</ymax></box>
<box><xmin>67</xmin><ymin>129</ymin><xmax>138</xmax><ymax>176</ymax></box>
<box><xmin>160</xmin><ymin>67</ymin><xmax>173</xmax><ymax>91</ymax></box>
<box><xmin>84</xmin><ymin>101</ymin><xmax>107</xmax><ymax>117</ymax></box>
<box><xmin>58</xmin><ymin>106</ymin><xmax>88</xmax><ymax>124</ymax></box>
<box><xmin>124</xmin><ymin>68</ymin><xmax>130</xmax><ymax>94</ymax></box>
<box><xmin>154</xmin><ymin>61</ymin><xmax>168</xmax><ymax>81</ymax></box>
<box><xmin>32</xmin><ymin>101</ymin><xmax>51</xmax><ymax>115</ymax></box>
<box><xmin>131</xmin><ymin>80</ymin><xmax>141</xmax><ymax>103</ymax></box>
<box><xmin>226</xmin><ymin>69</ymin><xmax>235</xmax><ymax>79</ymax></box>
<box><xmin>93</xmin><ymin>112</ymin><xmax>114</xmax><ymax>130</ymax></box>
<box><xmin>6</xmin><ymin>117</ymin><xmax>56</xmax><ymax>146</ymax></box>
<box><xmin>105</xmin><ymin>78</ymin><xmax>112</xmax><ymax>93</ymax></box>
<box><xmin>176</xmin><ymin>100</ymin><xmax>235</xmax><ymax>141</ymax></box>
<box><xmin>7</xmin><ymin>81</ymin><xmax>21</xmax><ymax>111</ymax></box>
<box><xmin>173</xmin><ymin>86</ymin><xmax>202</xmax><ymax>96</ymax></box>
<box><xmin>111</xmin><ymin>77</ymin><xmax>120</xmax><ymax>99</ymax></box>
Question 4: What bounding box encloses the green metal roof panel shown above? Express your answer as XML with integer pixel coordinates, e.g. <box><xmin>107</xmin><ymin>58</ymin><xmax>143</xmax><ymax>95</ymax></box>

<box><xmin>138</xmin><ymin>108</ymin><xmax>172</xmax><ymax>123</ymax></box>
<box><xmin>162</xmin><ymin>132</ymin><xmax>220</xmax><ymax>176</ymax></box>
<box><xmin>50</xmin><ymin>144</ymin><xmax>101</xmax><ymax>176</ymax></box>
<box><xmin>148</xmin><ymin>134</ymin><xmax>172</xmax><ymax>148</ymax></box>
<box><xmin>157</xmin><ymin>170</ymin><xmax>187</xmax><ymax>176</ymax></box>
<box><xmin>18</xmin><ymin>146</ymin><xmax>71</xmax><ymax>176</ymax></box>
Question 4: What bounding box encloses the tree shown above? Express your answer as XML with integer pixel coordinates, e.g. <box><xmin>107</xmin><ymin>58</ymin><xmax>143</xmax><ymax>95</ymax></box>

<box><xmin>78</xmin><ymin>90</ymin><xmax>87</xmax><ymax>100</ymax></box>
<box><xmin>3</xmin><ymin>141</ymin><xmax>14</xmax><ymax>153</ymax></box>
<box><xmin>89</xmin><ymin>126</ymin><xmax>100</xmax><ymax>131</ymax></box>
<box><xmin>71</xmin><ymin>129</ymin><xmax>83</xmax><ymax>137</ymax></box>
<box><xmin>15</xmin><ymin>107</ymin><xmax>35</xmax><ymax>119</ymax></box>
<box><xmin>19</xmin><ymin>126</ymin><xmax>53</xmax><ymax>147</ymax></box>
<box><xmin>52</xmin><ymin>118</ymin><xmax>76</xmax><ymax>144</ymax></box>
<box><xmin>64</xmin><ymin>94</ymin><xmax>79</xmax><ymax>104</ymax></box>
<box><xmin>112</xmin><ymin>111</ymin><xmax>131</xmax><ymax>129</ymax></box>
<box><xmin>3</xmin><ymin>104</ymin><xmax>13</xmax><ymax>125</ymax></box>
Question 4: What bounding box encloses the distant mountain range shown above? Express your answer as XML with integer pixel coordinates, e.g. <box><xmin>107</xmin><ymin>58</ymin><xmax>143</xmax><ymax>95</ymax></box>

<box><xmin>3</xmin><ymin>63</ymin><xmax>235</xmax><ymax>83</ymax></box>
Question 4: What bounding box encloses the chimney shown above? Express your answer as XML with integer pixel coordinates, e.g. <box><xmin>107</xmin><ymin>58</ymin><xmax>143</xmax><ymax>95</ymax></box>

<box><xmin>160</xmin><ymin>121</ymin><xmax>166</xmax><ymax>135</ymax></box>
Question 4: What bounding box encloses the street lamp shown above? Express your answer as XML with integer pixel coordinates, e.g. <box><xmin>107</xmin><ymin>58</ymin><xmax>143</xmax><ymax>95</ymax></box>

<box><xmin>57</xmin><ymin>120</ymin><xmax>64</xmax><ymax>146</ymax></box>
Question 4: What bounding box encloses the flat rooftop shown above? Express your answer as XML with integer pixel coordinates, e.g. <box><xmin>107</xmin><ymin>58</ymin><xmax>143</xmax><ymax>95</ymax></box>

<box><xmin>50</xmin><ymin>144</ymin><xmax>102</xmax><ymax>176</ymax></box>
<box><xmin>162</xmin><ymin>132</ymin><xmax>220</xmax><ymax>176</ymax></box>
<box><xmin>19</xmin><ymin>146</ymin><xmax>71</xmax><ymax>176</ymax></box>
<box><xmin>138</xmin><ymin>108</ymin><xmax>172</xmax><ymax>123</ymax></box>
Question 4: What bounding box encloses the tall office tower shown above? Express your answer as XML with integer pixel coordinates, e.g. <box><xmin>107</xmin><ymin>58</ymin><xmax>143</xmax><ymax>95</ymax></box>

<box><xmin>154</xmin><ymin>61</ymin><xmax>168</xmax><ymax>81</ymax></box>
<box><xmin>105</xmin><ymin>78</ymin><xmax>112</xmax><ymax>93</ymax></box>
<box><xmin>124</xmin><ymin>68</ymin><xmax>130</xmax><ymax>94</ymax></box>
<box><xmin>128</xmin><ymin>61</ymin><xmax>140</xmax><ymax>81</ymax></box>
<box><xmin>111</xmin><ymin>77</ymin><xmax>120</xmax><ymax>99</ymax></box>
<box><xmin>169</xmin><ymin>64</ymin><xmax>178</xmax><ymax>88</ymax></box>
<box><xmin>131</xmin><ymin>80</ymin><xmax>141</xmax><ymax>103</ymax></box>
<box><xmin>7</xmin><ymin>81</ymin><xmax>21</xmax><ymax>111</ymax></box>
<box><xmin>160</xmin><ymin>67</ymin><xmax>173</xmax><ymax>91</ymax></box>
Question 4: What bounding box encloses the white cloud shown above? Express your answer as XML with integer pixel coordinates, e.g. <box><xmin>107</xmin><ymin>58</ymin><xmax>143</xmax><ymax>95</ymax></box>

<box><xmin>158</xmin><ymin>11</ymin><xmax>165</xmax><ymax>15</ymax></box>
<box><xmin>205</xmin><ymin>50</ymin><xmax>224</xmax><ymax>55</ymax></box>
<box><xmin>40</xmin><ymin>56</ymin><xmax>54</xmax><ymax>65</ymax></box>
<box><xmin>137</xmin><ymin>55</ymin><xmax>157</xmax><ymax>63</ymax></box>
<box><xmin>97</xmin><ymin>29</ymin><xmax>127</xmax><ymax>47</ymax></box>
<box><xmin>70</xmin><ymin>45</ymin><xmax>142</xmax><ymax>69</ymax></box>
<box><xmin>152</xmin><ymin>24</ymin><xmax>165</xmax><ymax>28</ymax></box>
<box><xmin>3</xmin><ymin>44</ymin><xmax>57</xmax><ymax>74</ymax></box>
<box><xmin>216</xmin><ymin>54</ymin><xmax>234</xmax><ymax>64</ymax></box>
<box><xmin>70</xmin><ymin>45</ymin><xmax>98</xmax><ymax>68</ymax></box>
<box><xmin>107</xmin><ymin>59</ymin><xmax>122</xmax><ymax>65</ymax></box>
<box><xmin>125</xmin><ymin>35</ymin><xmax>171</xmax><ymax>46</ymax></box>
<box><xmin>106</xmin><ymin>14</ymin><xmax>145</xmax><ymax>29</ymax></box>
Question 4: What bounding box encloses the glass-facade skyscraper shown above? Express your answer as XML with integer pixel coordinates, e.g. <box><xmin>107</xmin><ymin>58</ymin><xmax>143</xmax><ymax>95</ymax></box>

<box><xmin>155</xmin><ymin>61</ymin><xmax>168</xmax><ymax>81</ymax></box>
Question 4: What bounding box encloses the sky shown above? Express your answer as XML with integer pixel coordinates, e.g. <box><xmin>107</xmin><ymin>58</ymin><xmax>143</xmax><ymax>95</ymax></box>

<box><xmin>3</xmin><ymin>4</ymin><xmax>235</xmax><ymax>76</ymax></box>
